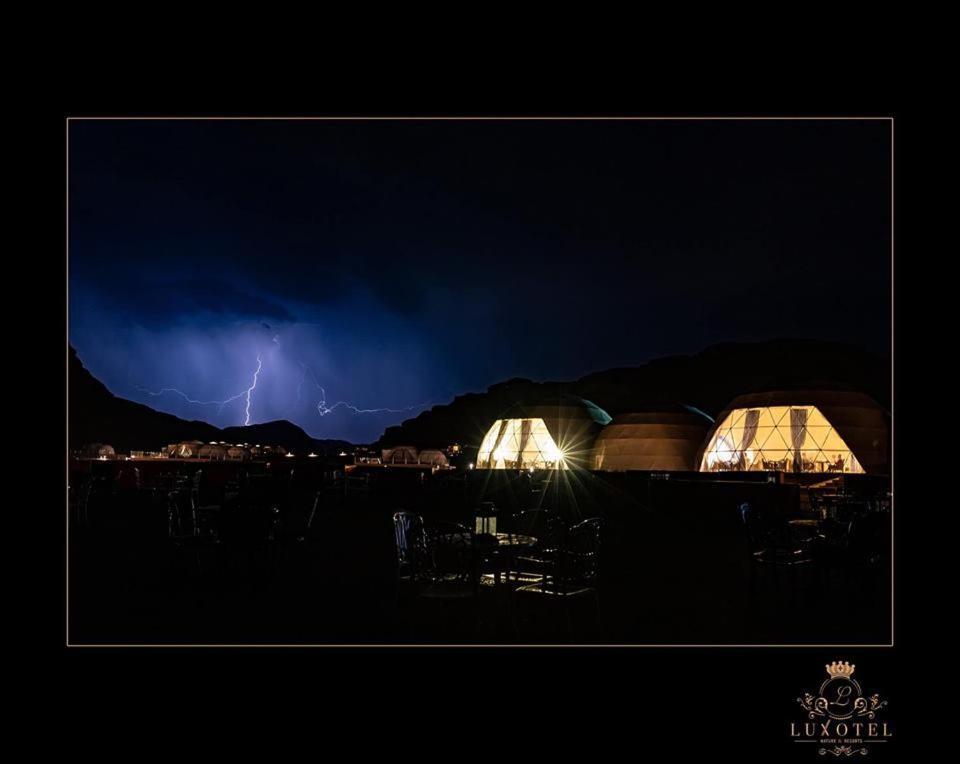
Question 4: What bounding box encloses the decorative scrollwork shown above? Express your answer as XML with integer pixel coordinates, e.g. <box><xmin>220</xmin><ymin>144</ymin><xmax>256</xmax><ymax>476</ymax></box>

<box><xmin>853</xmin><ymin>693</ymin><xmax>887</xmax><ymax>719</ymax></box>
<box><xmin>818</xmin><ymin>745</ymin><xmax>868</xmax><ymax>757</ymax></box>
<box><xmin>798</xmin><ymin>693</ymin><xmax>829</xmax><ymax>718</ymax></box>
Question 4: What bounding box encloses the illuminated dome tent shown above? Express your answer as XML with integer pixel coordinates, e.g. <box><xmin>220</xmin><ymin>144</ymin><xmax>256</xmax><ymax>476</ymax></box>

<box><xmin>477</xmin><ymin>395</ymin><xmax>612</xmax><ymax>470</ymax></box>
<box><xmin>591</xmin><ymin>404</ymin><xmax>714</xmax><ymax>472</ymax></box>
<box><xmin>173</xmin><ymin>440</ymin><xmax>205</xmax><ymax>458</ymax></box>
<box><xmin>699</xmin><ymin>389</ymin><xmax>888</xmax><ymax>474</ymax></box>
<box><xmin>418</xmin><ymin>449</ymin><xmax>450</xmax><ymax>467</ymax></box>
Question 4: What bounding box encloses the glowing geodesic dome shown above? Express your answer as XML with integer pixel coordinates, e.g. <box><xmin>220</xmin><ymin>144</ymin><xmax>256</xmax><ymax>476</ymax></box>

<box><xmin>173</xmin><ymin>440</ymin><xmax>205</xmax><ymax>458</ymax></box>
<box><xmin>699</xmin><ymin>389</ymin><xmax>888</xmax><ymax>474</ymax></box>
<box><xmin>418</xmin><ymin>449</ymin><xmax>449</xmax><ymax>467</ymax></box>
<box><xmin>476</xmin><ymin>395</ymin><xmax>611</xmax><ymax>470</ymax></box>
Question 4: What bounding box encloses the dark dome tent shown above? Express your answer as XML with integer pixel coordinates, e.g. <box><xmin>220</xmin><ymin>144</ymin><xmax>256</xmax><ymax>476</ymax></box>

<box><xmin>699</xmin><ymin>388</ymin><xmax>889</xmax><ymax>474</ymax></box>
<box><xmin>198</xmin><ymin>443</ymin><xmax>227</xmax><ymax>460</ymax></box>
<box><xmin>84</xmin><ymin>443</ymin><xmax>115</xmax><ymax>459</ymax></box>
<box><xmin>476</xmin><ymin>394</ymin><xmax>612</xmax><ymax>470</ymax></box>
<box><xmin>382</xmin><ymin>446</ymin><xmax>419</xmax><ymax>464</ymax></box>
<box><xmin>591</xmin><ymin>404</ymin><xmax>714</xmax><ymax>472</ymax></box>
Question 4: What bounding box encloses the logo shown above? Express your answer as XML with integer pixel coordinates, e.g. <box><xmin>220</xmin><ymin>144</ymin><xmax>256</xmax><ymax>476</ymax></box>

<box><xmin>790</xmin><ymin>661</ymin><xmax>892</xmax><ymax>757</ymax></box>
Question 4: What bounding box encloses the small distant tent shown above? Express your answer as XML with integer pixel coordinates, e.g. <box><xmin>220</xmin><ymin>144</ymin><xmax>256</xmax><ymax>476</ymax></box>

<box><xmin>382</xmin><ymin>446</ymin><xmax>419</xmax><ymax>464</ymax></box>
<box><xmin>591</xmin><ymin>405</ymin><xmax>714</xmax><ymax>472</ymax></box>
<box><xmin>476</xmin><ymin>394</ymin><xmax>611</xmax><ymax>470</ymax></box>
<box><xmin>197</xmin><ymin>443</ymin><xmax>227</xmax><ymax>460</ymax></box>
<box><xmin>226</xmin><ymin>446</ymin><xmax>249</xmax><ymax>460</ymax></box>
<box><xmin>174</xmin><ymin>440</ymin><xmax>205</xmax><ymax>458</ymax></box>
<box><xmin>84</xmin><ymin>443</ymin><xmax>115</xmax><ymax>459</ymax></box>
<box><xmin>418</xmin><ymin>449</ymin><xmax>449</xmax><ymax>467</ymax></box>
<box><xmin>699</xmin><ymin>389</ymin><xmax>889</xmax><ymax>474</ymax></box>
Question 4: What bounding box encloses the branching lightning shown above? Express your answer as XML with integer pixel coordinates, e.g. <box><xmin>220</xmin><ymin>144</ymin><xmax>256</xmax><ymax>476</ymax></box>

<box><xmin>301</xmin><ymin>364</ymin><xmax>430</xmax><ymax>418</ymax></box>
<box><xmin>135</xmin><ymin>340</ymin><xmax>429</xmax><ymax>430</ymax></box>
<box><xmin>135</xmin><ymin>386</ymin><xmax>246</xmax><ymax>413</ymax></box>
<box><xmin>136</xmin><ymin>354</ymin><xmax>263</xmax><ymax>424</ymax></box>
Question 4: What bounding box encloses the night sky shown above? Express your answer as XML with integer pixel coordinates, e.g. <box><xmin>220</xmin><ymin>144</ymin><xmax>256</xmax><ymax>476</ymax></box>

<box><xmin>68</xmin><ymin>119</ymin><xmax>891</xmax><ymax>443</ymax></box>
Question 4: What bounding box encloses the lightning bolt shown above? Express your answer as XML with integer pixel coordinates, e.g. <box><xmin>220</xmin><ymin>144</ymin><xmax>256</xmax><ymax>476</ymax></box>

<box><xmin>316</xmin><ymin>394</ymin><xmax>428</xmax><ymax>417</ymax></box>
<box><xmin>302</xmin><ymin>364</ymin><xmax>430</xmax><ymax>418</ymax></box>
<box><xmin>136</xmin><ymin>345</ymin><xmax>428</xmax><ymax>429</ymax></box>
<box><xmin>243</xmin><ymin>354</ymin><xmax>262</xmax><ymax>426</ymax></box>
<box><xmin>135</xmin><ymin>354</ymin><xmax>263</xmax><ymax>424</ymax></box>
<box><xmin>295</xmin><ymin>361</ymin><xmax>427</xmax><ymax>417</ymax></box>
<box><xmin>135</xmin><ymin>386</ymin><xmax>246</xmax><ymax>412</ymax></box>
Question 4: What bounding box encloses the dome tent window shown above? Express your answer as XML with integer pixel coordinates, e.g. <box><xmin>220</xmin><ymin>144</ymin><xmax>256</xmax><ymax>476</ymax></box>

<box><xmin>476</xmin><ymin>395</ymin><xmax>611</xmax><ymax>470</ymax></box>
<box><xmin>698</xmin><ymin>386</ymin><xmax>891</xmax><ymax>474</ymax></box>
<box><xmin>477</xmin><ymin>418</ymin><xmax>566</xmax><ymax>470</ymax></box>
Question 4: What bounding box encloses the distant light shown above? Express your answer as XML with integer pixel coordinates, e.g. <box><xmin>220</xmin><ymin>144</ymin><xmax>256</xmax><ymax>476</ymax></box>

<box><xmin>285</xmin><ymin>452</ymin><xmax>295</xmax><ymax>458</ymax></box>
<box><xmin>339</xmin><ymin>451</ymin><xmax>348</xmax><ymax>457</ymax></box>
<box><xmin>468</xmin><ymin>462</ymin><xmax>474</xmax><ymax>470</ymax></box>
<box><xmin>308</xmin><ymin>452</ymin><xmax>318</xmax><ymax>458</ymax></box>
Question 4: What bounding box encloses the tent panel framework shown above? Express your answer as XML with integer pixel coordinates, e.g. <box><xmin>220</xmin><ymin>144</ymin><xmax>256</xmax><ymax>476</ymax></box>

<box><xmin>476</xmin><ymin>418</ymin><xmax>567</xmax><ymax>470</ymax></box>
<box><xmin>382</xmin><ymin>446</ymin><xmax>419</xmax><ymax>464</ymax></box>
<box><xmin>476</xmin><ymin>395</ymin><xmax>612</xmax><ymax>470</ymax></box>
<box><xmin>590</xmin><ymin>406</ymin><xmax>714</xmax><ymax>472</ymax></box>
<box><xmin>700</xmin><ymin>405</ymin><xmax>866</xmax><ymax>474</ymax></box>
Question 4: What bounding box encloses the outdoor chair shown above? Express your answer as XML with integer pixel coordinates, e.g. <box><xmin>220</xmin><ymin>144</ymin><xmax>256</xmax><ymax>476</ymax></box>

<box><xmin>510</xmin><ymin>517</ymin><xmax>603</xmax><ymax>640</ymax></box>
<box><xmin>515</xmin><ymin>517</ymin><xmax>602</xmax><ymax>597</ymax></box>
<box><xmin>739</xmin><ymin>502</ymin><xmax>823</xmax><ymax>620</ymax></box>
<box><xmin>393</xmin><ymin>513</ymin><xmax>485</xmax><ymax>640</ymax></box>
<box><xmin>392</xmin><ymin>511</ymin><xmax>429</xmax><ymax>585</ymax></box>
<box><xmin>166</xmin><ymin>489</ymin><xmax>221</xmax><ymax>579</ymax></box>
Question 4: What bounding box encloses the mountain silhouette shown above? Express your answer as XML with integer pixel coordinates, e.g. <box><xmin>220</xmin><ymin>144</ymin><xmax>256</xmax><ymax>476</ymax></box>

<box><xmin>68</xmin><ymin>346</ymin><xmax>351</xmax><ymax>454</ymax></box>
<box><xmin>69</xmin><ymin>339</ymin><xmax>888</xmax><ymax>453</ymax></box>
<box><xmin>377</xmin><ymin>339</ymin><xmax>889</xmax><ymax>449</ymax></box>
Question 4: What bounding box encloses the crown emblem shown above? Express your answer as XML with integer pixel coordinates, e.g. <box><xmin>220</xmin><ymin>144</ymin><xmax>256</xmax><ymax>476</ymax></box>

<box><xmin>826</xmin><ymin>661</ymin><xmax>855</xmax><ymax>679</ymax></box>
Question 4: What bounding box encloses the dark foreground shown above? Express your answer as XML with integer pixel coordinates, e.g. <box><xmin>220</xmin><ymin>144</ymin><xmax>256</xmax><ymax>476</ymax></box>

<box><xmin>68</xmin><ymin>461</ymin><xmax>891</xmax><ymax>645</ymax></box>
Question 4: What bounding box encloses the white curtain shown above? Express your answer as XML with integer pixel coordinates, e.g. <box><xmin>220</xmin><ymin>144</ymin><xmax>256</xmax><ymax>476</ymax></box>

<box><xmin>790</xmin><ymin>408</ymin><xmax>808</xmax><ymax>472</ymax></box>
<box><xmin>517</xmin><ymin>419</ymin><xmax>532</xmax><ymax>467</ymax></box>
<box><xmin>488</xmin><ymin>419</ymin><xmax>510</xmax><ymax>468</ymax></box>
<box><xmin>738</xmin><ymin>409</ymin><xmax>760</xmax><ymax>469</ymax></box>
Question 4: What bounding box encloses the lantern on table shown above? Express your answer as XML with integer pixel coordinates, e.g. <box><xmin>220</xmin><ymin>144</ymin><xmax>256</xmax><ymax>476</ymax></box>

<box><xmin>474</xmin><ymin>502</ymin><xmax>497</xmax><ymax>536</ymax></box>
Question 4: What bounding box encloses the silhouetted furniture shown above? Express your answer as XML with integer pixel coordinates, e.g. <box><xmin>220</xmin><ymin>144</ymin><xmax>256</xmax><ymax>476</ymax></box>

<box><xmin>166</xmin><ymin>489</ymin><xmax>220</xmax><ymax>578</ymax></box>
<box><xmin>741</xmin><ymin>502</ymin><xmax>816</xmax><ymax>566</ymax></box>
<box><xmin>392</xmin><ymin>513</ymin><xmax>477</xmax><ymax>594</ymax></box>
<box><xmin>739</xmin><ymin>502</ymin><xmax>822</xmax><ymax>628</ymax></box>
<box><xmin>424</xmin><ymin>521</ymin><xmax>480</xmax><ymax>595</ymax></box>
<box><xmin>509</xmin><ymin>517</ymin><xmax>603</xmax><ymax>640</ymax></box>
<box><xmin>478</xmin><ymin>532</ymin><xmax>541</xmax><ymax>587</ymax></box>
<box><xmin>393</xmin><ymin>513</ymin><xmax>485</xmax><ymax>639</ymax></box>
<box><xmin>393</xmin><ymin>511</ymin><xmax>429</xmax><ymax>584</ymax></box>
<box><xmin>516</xmin><ymin>518</ymin><xmax>602</xmax><ymax>596</ymax></box>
